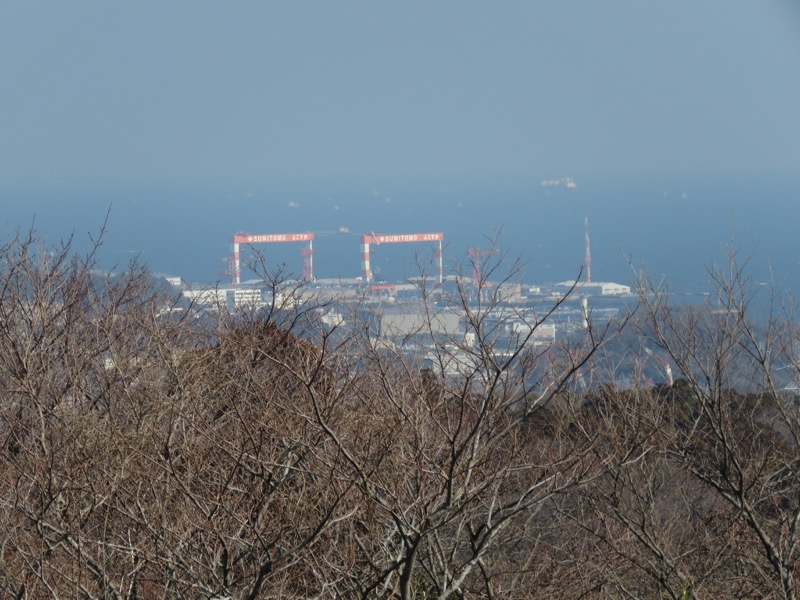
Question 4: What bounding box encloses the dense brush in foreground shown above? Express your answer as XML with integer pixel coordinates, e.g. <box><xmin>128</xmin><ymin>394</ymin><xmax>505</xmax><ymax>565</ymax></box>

<box><xmin>0</xmin><ymin>233</ymin><xmax>798</xmax><ymax>599</ymax></box>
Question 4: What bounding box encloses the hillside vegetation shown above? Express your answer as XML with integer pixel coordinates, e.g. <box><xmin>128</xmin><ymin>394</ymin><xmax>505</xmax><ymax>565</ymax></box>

<box><xmin>0</xmin><ymin>233</ymin><xmax>798</xmax><ymax>599</ymax></box>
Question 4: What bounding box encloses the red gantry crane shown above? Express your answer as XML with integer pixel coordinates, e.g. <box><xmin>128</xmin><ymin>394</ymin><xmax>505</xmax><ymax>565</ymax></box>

<box><xmin>361</xmin><ymin>232</ymin><xmax>444</xmax><ymax>284</ymax></box>
<box><xmin>230</xmin><ymin>232</ymin><xmax>315</xmax><ymax>285</ymax></box>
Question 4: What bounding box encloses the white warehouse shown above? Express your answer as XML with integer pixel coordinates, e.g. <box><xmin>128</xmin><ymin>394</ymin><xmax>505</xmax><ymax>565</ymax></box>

<box><xmin>554</xmin><ymin>281</ymin><xmax>632</xmax><ymax>296</ymax></box>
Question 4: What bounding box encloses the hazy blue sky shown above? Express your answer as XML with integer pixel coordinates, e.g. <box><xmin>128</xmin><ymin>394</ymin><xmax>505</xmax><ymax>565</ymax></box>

<box><xmin>2</xmin><ymin>1</ymin><xmax>799</xmax><ymax>188</ymax></box>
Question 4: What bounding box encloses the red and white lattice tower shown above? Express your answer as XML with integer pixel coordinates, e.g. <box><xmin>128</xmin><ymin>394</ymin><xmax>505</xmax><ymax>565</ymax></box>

<box><xmin>300</xmin><ymin>243</ymin><xmax>314</xmax><ymax>282</ymax></box>
<box><xmin>361</xmin><ymin>232</ymin><xmax>444</xmax><ymax>284</ymax></box>
<box><xmin>231</xmin><ymin>232</ymin><xmax>315</xmax><ymax>285</ymax></box>
<box><xmin>467</xmin><ymin>247</ymin><xmax>500</xmax><ymax>288</ymax></box>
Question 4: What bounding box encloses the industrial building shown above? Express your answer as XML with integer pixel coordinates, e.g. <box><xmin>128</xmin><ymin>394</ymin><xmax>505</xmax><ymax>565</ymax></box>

<box><xmin>554</xmin><ymin>281</ymin><xmax>632</xmax><ymax>296</ymax></box>
<box><xmin>377</xmin><ymin>308</ymin><xmax>461</xmax><ymax>340</ymax></box>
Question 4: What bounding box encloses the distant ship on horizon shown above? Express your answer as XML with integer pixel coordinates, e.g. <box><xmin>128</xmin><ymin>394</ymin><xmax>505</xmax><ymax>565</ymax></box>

<box><xmin>541</xmin><ymin>177</ymin><xmax>577</xmax><ymax>189</ymax></box>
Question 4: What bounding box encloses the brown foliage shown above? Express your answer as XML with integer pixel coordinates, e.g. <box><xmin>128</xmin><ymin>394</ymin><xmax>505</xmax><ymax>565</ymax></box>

<box><xmin>1</xmin><ymin>233</ymin><xmax>799</xmax><ymax>599</ymax></box>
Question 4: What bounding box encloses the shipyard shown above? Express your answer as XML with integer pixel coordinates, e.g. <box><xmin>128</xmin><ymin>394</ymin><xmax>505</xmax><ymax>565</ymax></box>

<box><xmin>172</xmin><ymin>220</ymin><xmax>635</xmax><ymax>365</ymax></box>
<box><xmin>3</xmin><ymin>2</ymin><xmax>798</xmax><ymax>595</ymax></box>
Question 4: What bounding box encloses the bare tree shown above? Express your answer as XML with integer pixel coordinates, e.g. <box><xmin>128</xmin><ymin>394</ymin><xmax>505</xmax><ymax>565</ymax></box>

<box><xmin>632</xmin><ymin>252</ymin><xmax>800</xmax><ymax>599</ymax></box>
<box><xmin>0</xmin><ymin>228</ymin><xmax>175</xmax><ymax>598</ymax></box>
<box><xmin>0</xmin><ymin>230</ymin><xmax>638</xmax><ymax>599</ymax></box>
<box><xmin>270</xmin><ymin>252</ymin><xmax>630</xmax><ymax>599</ymax></box>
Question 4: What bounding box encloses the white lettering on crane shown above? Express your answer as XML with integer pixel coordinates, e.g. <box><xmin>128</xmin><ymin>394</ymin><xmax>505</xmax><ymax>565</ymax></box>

<box><xmin>374</xmin><ymin>233</ymin><xmax>441</xmax><ymax>243</ymax></box>
<box><xmin>244</xmin><ymin>233</ymin><xmax>312</xmax><ymax>243</ymax></box>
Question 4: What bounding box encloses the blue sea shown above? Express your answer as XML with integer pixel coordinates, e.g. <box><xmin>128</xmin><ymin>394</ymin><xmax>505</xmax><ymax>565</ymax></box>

<box><xmin>3</xmin><ymin>174</ymin><xmax>799</xmax><ymax>300</ymax></box>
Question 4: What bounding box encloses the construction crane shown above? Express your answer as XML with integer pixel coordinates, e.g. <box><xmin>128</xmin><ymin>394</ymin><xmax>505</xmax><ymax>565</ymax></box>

<box><xmin>466</xmin><ymin>247</ymin><xmax>499</xmax><ymax>288</ymax></box>
<box><xmin>361</xmin><ymin>232</ymin><xmax>444</xmax><ymax>284</ymax></box>
<box><xmin>230</xmin><ymin>232</ymin><xmax>315</xmax><ymax>285</ymax></box>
